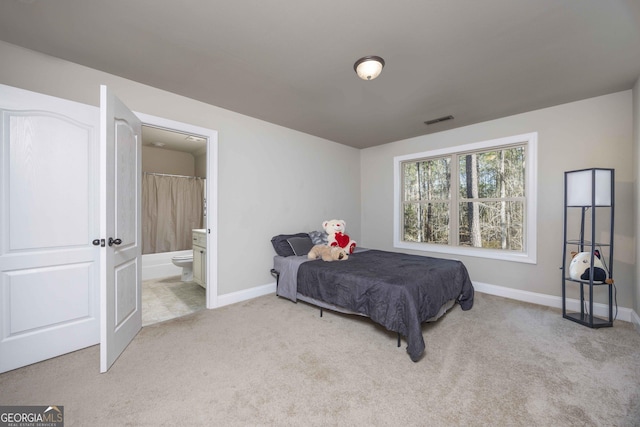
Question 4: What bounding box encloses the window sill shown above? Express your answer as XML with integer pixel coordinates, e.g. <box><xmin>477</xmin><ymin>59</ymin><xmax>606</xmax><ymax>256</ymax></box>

<box><xmin>394</xmin><ymin>240</ymin><xmax>537</xmax><ymax>264</ymax></box>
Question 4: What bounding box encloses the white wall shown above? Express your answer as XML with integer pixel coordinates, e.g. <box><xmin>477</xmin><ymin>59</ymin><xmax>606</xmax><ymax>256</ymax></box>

<box><xmin>0</xmin><ymin>41</ymin><xmax>361</xmax><ymax>297</ymax></box>
<box><xmin>361</xmin><ymin>91</ymin><xmax>635</xmax><ymax>310</ymax></box>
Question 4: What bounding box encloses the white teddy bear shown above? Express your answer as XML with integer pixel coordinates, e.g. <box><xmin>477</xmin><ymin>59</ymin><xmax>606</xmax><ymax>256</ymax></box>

<box><xmin>322</xmin><ymin>219</ymin><xmax>356</xmax><ymax>254</ymax></box>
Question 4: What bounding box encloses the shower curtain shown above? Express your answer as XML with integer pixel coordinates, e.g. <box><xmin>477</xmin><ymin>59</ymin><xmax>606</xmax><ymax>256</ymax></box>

<box><xmin>142</xmin><ymin>173</ymin><xmax>205</xmax><ymax>254</ymax></box>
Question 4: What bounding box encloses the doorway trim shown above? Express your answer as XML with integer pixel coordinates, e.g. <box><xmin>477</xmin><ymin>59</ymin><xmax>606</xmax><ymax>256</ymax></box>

<box><xmin>135</xmin><ymin>112</ymin><xmax>218</xmax><ymax>309</ymax></box>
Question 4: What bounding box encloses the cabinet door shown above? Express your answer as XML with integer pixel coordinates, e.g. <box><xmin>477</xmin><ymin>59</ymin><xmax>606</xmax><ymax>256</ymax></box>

<box><xmin>193</xmin><ymin>247</ymin><xmax>203</xmax><ymax>286</ymax></box>
<box><xmin>201</xmin><ymin>249</ymin><xmax>207</xmax><ymax>287</ymax></box>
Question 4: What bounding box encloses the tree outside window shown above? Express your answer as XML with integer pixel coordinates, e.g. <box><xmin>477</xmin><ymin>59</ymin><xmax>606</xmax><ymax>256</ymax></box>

<box><xmin>395</xmin><ymin>133</ymin><xmax>537</xmax><ymax>264</ymax></box>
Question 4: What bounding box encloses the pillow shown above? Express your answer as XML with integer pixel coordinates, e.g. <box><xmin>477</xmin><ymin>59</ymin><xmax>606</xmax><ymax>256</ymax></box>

<box><xmin>271</xmin><ymin>233</ymin><xmax>310</xmax><ymax>257</ymax></box>
<box><xmin>287</xmin><ymin>236</ymin><xmax>314</xmax><ymax>256</ymax></box>
<box><xmin>308</xmin><ymin>230</ymin><xmax>329</xmax><ymax>245</ymax></box>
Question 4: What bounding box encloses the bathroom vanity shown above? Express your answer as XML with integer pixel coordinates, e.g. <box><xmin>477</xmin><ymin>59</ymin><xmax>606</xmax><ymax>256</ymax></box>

<box><xmin>192</xmin><ymin>229</ymin><xmax>207</xmax><ymax>289</ymax></box>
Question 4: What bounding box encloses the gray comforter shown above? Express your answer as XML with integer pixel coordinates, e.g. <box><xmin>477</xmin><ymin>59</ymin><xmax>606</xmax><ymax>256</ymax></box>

<box><xmin>276</xmin><ymin>249</ymin><xmax>474</xmax><ymax>362</ymax></box>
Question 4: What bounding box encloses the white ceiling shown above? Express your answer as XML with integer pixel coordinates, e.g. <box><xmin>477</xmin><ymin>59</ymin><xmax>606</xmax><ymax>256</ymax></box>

<box><xmin>1</xmin><ymin>0</ymin><xmax>639</xmax><ymax>149</ymax></box>
<box><xmin>142</xmin><ymin>126</ymin><xmax>207</xmax><ymax>155</ymax></box>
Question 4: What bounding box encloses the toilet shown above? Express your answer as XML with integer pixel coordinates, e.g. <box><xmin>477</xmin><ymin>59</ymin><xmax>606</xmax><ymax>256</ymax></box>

<box><xmin>171</xmin><ymin>254</ymin><xmax>193</xmax><ymax>282</ymax></box>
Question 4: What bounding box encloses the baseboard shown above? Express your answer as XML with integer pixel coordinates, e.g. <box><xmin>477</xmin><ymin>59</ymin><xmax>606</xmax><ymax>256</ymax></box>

<box><xmin>216</xmin><ymin>282</ymin><xmax>277</xmax><ymax>308</ymax></box>
<box><xmin>213</xmin><ymin>279</ymin><xmax>640</xmax><ymax>333</ymax></box>
<box><xmin>631</xmin><ymin>310</ymin><xmax>640</xmax><ymax>333</ymax></box>
<box><xmin>473</xmin><ymin>281</ymin><xmax>637</xmax><ymax>325</ymax></box>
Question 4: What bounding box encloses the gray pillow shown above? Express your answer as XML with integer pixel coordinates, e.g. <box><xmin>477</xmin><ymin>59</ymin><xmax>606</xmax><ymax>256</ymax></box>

<box><xmin>287</xmin><ymin>236</ymin><xmax>315</xmax><ymax>256</ymax></box>
<box><xmin>271</xmin><ymin>233</ymin><xmax>309</xmax><ymax>256</ymax></box>
<box><xmin>308</xmin><ymin>230</ymin><xmax>328</xmax><ymax>245</ymax></box>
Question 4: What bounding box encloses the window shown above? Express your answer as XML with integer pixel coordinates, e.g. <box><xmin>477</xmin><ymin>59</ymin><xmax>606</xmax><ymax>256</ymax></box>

<box><xmin>394</xmin><ymin>133</ymin><xmax>537</xmax><ymax>263</ymax></box>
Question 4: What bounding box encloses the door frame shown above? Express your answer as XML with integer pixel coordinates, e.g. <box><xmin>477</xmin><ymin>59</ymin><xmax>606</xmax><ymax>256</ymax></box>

<box><xmin>135</xmin><ymin>112</ymin><xmax>218</xmax><ymax>309</ymax></box>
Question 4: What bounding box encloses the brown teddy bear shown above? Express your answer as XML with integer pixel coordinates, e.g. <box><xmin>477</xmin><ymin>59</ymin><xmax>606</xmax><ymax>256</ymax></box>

<box><xmin>307</xmin><ymin>244</ymin><xmax>349</xmax><ymax>262</ymax></box>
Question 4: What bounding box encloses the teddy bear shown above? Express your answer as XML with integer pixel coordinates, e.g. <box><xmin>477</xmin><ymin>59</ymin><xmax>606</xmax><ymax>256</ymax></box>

<box><xmin>322</xmin><ymin>219</ymin><xmax>356</xmax><ymax>254</ymax></box>
<box><xmin>569</xmin><ymin>250</ymin><xmax>614</xmax><ymax>284</ymax></box>
<box><xmin>307</xmin><ymin>244</ymin><xmax>349</xmax><ymax>262</ymax></box>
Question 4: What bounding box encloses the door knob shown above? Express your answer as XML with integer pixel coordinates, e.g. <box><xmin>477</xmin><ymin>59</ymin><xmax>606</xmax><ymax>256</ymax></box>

<box><xmin>92</xmin><ymin>239</ymin><xmax>105</xmax><ymax>247</ymax></box>
<box><xmin>108</xmin><ymin>237</ymin><xmax>122</xmax><ymax>247</ymax></box>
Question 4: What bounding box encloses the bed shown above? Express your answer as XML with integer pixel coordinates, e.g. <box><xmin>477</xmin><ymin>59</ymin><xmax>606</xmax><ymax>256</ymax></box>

<box><xmin>271</xmin><ymin>233</ymin><xmax>474</xmax><ymax>362</ymax></box>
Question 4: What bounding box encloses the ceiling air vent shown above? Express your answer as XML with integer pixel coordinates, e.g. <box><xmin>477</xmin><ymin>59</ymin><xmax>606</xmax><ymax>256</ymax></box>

<box><xmin>424</xmin><ymin>115</ymin><xmax>454</xmax><ymax>126</ymax></box>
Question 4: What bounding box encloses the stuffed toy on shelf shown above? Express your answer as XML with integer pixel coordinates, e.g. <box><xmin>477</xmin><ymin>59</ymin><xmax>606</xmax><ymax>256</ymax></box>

<box><xmin>569</xmin><ymin>250</ymin><xmax>614</xmax><ymax>284</ymax></box>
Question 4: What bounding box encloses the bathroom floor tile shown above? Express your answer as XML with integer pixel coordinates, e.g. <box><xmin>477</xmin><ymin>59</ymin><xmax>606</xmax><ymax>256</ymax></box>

<box><xmin>142</xmin><ymin>275</ymin><xmax>206</xmax><ymax>326</ymax></box>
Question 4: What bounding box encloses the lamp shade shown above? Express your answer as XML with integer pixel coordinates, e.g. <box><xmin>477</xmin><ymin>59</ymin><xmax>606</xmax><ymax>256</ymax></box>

<box><xmin>565</xmin><ymin>168</ymin><xmax>613</xmax><ymax>206</ymax></box>
<box><xmin>354</xmin><ymin>56</ymin><xmax>385</xmax><ymax>80</ymax></box>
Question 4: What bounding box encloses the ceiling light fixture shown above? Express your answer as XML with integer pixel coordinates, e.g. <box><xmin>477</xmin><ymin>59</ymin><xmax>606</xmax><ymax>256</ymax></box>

<box><xmin>354</xmin><ymin>56</ymin><xmax>385</xmax><ymax>81</ymax></box>
<box><xmin>151</xmin><ymin>141</ymin><xmax>166</xmax><ymax>147</ymax></box>
<box><xmin>185</xmin><ymin>135</ymin><xmax>206</xmax><ymax>142</ymax></box>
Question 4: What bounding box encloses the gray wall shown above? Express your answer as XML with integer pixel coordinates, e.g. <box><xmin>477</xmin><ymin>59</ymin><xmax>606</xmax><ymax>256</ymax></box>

<box><xmin>0</xmin><ymin>41</ymin><xmax>361</xmax><ymax>297</ymax></box>
<box><xmin>142</xmin><ymin>146</ymin><xmax>195</xmax><ymax>176</ymax></box>
<box><xmin>361</xmin><ymin>91</ymin><xmax>636</xmax><ymax>310</ymax></box>
<box><xmin>634</xmin><ymin>76</ymin><xmax>640</xmax><ymax>317</ymax></box>
<box><xmin>1</xmin><ymin>40</ymin><xmax>637</xmax><ymax>316</ymax></box>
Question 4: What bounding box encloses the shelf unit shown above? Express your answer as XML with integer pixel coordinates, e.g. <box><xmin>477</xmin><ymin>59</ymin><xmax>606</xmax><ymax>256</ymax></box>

<box><xmin>561</xmin><ymin>168</ymin><xmax>614</xmax><ymax>328</ymax></box>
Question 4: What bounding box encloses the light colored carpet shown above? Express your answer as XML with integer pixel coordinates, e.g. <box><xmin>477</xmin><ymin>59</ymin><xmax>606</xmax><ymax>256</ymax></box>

<box><xmin>1</xmin><ymin>292</ymin><xmax>639</xmax><ymax>426</ymax></box>
<box><xmin>142</xmin><ymin>275</ymin><xmax>205</xmax><ymax>326</ymax></box>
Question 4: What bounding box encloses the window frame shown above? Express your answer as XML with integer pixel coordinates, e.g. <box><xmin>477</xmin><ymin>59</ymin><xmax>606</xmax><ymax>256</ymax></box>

<box><xmin>393</xmin><ymin>132</ymin><xmax>537</xmax><ymax>264</ymax></box>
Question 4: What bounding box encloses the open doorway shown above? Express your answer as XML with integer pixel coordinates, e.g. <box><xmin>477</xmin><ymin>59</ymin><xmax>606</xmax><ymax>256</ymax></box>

<box><xmin>140</xmin><ymin>125</ymin><xmax>208</xmax><ymax>326</ymax></box>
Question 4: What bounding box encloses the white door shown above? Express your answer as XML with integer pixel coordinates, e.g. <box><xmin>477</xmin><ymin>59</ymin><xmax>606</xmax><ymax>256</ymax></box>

<box><xmin>99</xmin><ymin>86</ymin><xmax>142</xmax><ymax>373</ymax></box>
<box><xmin>0</xmin><ymin>84</ymin><xmax>100</xmax><ymax>373</ymax></box>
